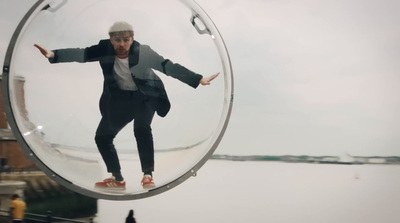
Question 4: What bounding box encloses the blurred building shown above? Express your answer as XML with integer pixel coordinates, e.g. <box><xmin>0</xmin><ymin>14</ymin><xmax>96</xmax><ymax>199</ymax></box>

<box><xmin>0</xmin><ymin>76</ymin><xmax>36</xmax><ymax>172</ymax></box>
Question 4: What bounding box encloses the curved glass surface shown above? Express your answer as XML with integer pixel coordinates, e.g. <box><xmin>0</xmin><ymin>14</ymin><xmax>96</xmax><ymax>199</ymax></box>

<box><xmin>2</xmin><ymin>0</ymin><xmax>233</xmax><ymax>200</ymax></box>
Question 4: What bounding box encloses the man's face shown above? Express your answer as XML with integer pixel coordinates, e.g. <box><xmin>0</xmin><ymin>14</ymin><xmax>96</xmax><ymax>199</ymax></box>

<box><xmin>110</xmin><ymin>33</ymin><xmax>134</xmax><ymax>57</ymax></box>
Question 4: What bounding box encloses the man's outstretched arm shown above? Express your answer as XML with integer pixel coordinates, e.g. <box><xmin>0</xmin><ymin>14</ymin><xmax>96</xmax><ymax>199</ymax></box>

<box><xmin>34</xmin><ymin>43</ymin><xmax>87</xmax><ymax>63</ymax></box>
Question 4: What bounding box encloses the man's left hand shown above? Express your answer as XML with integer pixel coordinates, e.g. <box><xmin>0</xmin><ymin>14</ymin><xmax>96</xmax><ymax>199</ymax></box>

<box><xmin>200</xmin><ymin>72</ymin><xmax>220</xmax><ymax>86</ymax></box>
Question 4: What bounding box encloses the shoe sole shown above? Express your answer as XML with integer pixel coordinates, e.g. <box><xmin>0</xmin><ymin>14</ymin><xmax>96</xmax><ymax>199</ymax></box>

<box><xmin>142</xmin><ymin>184</ymin><xmax>156</xmax><ymax>189</ymax></box>
<box><xmin>95</xmin><ymin>185</ymin><xmax>126</xmax><ymax>191</ymax></box>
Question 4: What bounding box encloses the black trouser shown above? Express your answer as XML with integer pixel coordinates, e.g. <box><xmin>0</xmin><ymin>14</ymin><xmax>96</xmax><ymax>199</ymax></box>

<box><xmin>95</xmin><ymin>89</ymin><xmax>155</xmax><ymax>175</ymax></box>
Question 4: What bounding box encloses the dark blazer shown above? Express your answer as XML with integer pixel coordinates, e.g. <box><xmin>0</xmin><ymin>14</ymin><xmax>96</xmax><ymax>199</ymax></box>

<box><xmin>49</xmin><ymin>40</ymin><xmax>203</xmax><ymax>117</ymax></box>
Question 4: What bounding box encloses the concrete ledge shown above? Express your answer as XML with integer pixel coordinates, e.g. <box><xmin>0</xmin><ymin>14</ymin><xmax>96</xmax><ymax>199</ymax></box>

<box><xmin>0</xmin><ymin>181</ymin><xmax>26</xmax><ymax>194</ymax></box>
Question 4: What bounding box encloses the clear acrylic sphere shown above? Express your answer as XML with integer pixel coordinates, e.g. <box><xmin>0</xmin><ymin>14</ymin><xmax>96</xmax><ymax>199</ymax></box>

<box><xmin>3</xmin><ymin>0</ymin><xmax>233</xmax><ymax>200</ymax></box>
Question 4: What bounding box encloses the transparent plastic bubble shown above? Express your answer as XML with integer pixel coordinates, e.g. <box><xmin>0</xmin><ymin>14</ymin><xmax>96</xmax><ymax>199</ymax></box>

<box><xmin>2</xmin><ymin>0</ymin><xmax>233</xmax><ymax>200</ymax></box>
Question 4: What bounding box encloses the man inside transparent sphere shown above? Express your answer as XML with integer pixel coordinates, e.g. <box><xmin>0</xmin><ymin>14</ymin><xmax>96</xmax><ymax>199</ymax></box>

<box><xmin>34</xmin><ymin>21</ymin><xmax>219</xmax><ymax>190</ymax></box>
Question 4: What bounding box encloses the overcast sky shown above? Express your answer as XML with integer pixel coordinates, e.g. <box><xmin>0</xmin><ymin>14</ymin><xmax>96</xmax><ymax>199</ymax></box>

<box><xmin>1</xmin><ymin>0</ymin><xmax>400</xmax><ymax>157</ymax></box>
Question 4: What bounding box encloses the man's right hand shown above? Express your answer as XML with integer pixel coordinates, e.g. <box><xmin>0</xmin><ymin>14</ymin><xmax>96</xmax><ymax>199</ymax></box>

<box><xmin>34</xmin><ymin>44</ymin><xmax>54</xmax><ymax>58</ymax></box>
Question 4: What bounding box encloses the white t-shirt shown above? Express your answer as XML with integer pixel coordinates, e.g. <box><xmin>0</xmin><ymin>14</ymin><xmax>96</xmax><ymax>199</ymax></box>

<box><xmin>113</xmin><ymin>56</ymin><xmax>138</xmax><ymax>91</ymax></box>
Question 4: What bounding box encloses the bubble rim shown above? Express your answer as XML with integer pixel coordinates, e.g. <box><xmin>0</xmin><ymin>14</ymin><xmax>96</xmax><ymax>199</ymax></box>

<box><xmin>1</xmin><ymin>0</ymin><xmax>234</xmax><ymax>200</ymax></box>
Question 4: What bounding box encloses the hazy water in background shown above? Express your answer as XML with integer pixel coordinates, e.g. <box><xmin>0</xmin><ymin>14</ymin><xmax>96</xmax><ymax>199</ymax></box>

<box><xmin>98</xmin><ymin>160</ymin><xmax>400</xmax><ymax>223</ymax></box>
